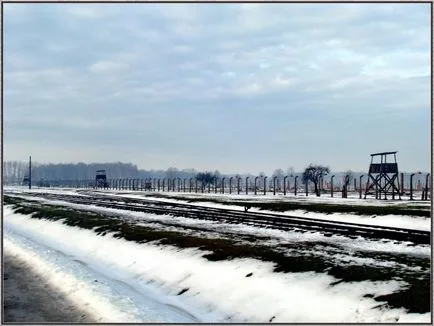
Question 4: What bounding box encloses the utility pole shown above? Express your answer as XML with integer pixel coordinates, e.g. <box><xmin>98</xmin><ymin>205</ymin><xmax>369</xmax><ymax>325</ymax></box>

<box><xmin>29</xmin><ymin>155</ymin><xmax>32</xmax><ymax>189</ymax></box>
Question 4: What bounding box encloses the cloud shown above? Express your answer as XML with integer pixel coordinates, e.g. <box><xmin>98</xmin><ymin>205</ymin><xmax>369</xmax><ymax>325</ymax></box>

<box><xmin>66</xmin><ymin>6</ymin><xmax>103</xmax><ymax>19</ymax></box>
<box><xmin>3</xmin><ymin>3</ymin><xmax>431</xmax><ymax>172</ymax></box>
<box><xmin>89</xmin><ymin>60</ymin><xmax>128</xmax><ymax>73</ymax></box>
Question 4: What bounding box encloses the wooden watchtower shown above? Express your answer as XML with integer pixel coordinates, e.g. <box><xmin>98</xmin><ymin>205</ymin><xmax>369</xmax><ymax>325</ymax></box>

<box><xmin>364</xmin><ymin>151</ymin><xmax>401</xmax><ymax>200</ymax></box>
<box><xmin>95</xmin><ymin>170</ymin><xmax>108</xmax><ymax>188</ymax></box>
<box><xmin>22</xmin><ymin>174</ymin><xmax>30</xmax><ymax>186</ymax></box>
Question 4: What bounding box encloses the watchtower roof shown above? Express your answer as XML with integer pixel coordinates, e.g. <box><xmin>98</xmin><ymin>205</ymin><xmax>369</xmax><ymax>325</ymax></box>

<box><xmin>370</xmin><ymin>151</ymin><xmax>397</xmax><ymax>157</ymax></box>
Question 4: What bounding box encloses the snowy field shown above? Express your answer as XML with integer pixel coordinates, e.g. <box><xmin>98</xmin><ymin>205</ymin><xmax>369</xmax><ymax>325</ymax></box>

<box><xmin>6</xmin><ymin>193</ymin><xmax>430</xmax><ymax>257</ymax></box>
<box><xmin>6</xmin><ymin>186</ymin><xmax>430</xmax><ymax>231</ymax></box>
<box><xmin>3</xmin><ymin>206</ymin><xmax>429</xmax><ymax>323</ymax></box>
<box><xmin>5</xmin><ymin>186</ymin><xmax>430</xmax><ymax>207</ymax></box>
<box><xmin>2</xmin><ymin>187</ymin><xmax>431</xmax><ymax>323</ymax></box>
<box><xmin>86</xmin><ymin>188</ymin><xmax>430</xmax><ymax>206</ymax></box>
<box><xmin>109</xmin><ymin>191</ymin><xmax>431</xmax><ymax>231</ymax></box>
<box><xmin>4</xmin><ymin>209</ymin><xmax>213</xmax><ymax>322</ymax></box>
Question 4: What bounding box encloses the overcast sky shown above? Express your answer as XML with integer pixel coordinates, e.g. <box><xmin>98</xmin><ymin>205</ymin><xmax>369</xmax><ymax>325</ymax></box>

<box><xmin>3</xmin><ymin>3</ymin><xmax>431</xmax><ymax>174</ymax></box>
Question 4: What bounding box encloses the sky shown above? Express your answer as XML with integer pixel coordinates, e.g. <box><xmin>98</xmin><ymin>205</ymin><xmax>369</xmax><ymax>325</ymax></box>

<box><xmin>3</xmin><ymin>3</ymin><xmax>431</xmax><ymax>174</ymax></box>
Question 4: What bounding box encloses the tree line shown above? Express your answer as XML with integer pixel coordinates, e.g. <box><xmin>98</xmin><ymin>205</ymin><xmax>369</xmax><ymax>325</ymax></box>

<box><xmin>3</xmin><ymin>161</ymin><xmax>300</xmax><ymax>186</ymax></box>
<box><xmin>3</xmin><ymin>160</ymin><xmax>427</xmax><ymax>191</ymax></box>
<box><xmin>3</xmin><ymin>161</ymin><xmax>207</xmax><ymax>184</ymax></box>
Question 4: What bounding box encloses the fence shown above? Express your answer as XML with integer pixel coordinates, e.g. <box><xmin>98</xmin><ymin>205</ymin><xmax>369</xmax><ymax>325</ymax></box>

<box><xmin>9</xmin><ymin>174</ymin><xmax>431</xmax><ymax>201</ymax></box>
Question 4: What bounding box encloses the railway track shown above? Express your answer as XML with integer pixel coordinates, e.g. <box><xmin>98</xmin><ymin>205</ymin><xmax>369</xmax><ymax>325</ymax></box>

<box><xmin>6</xmin><ymin>191</ymin><xmax>431</xmax><ymax>245</ymax></box>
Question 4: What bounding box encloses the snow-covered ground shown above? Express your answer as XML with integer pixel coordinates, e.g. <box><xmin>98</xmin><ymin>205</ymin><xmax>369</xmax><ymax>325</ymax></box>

<box><xmin>3</xmin><ymin>203</ymin><xmax>431</xmax><ymax>323</ymax></box>
<box><xmin>112</xmin><ymin>193</ymin><xmax>431</xmax><ymax>231</ymax></box>
<box><xmin>4</xmin><ymin>207</ymin><xmax>219</xmax><ymax>322</ymax></box>
<box><xmin>7</xmin><ymin>194</ymin><xmax>430</xmax><ymax>258</ymax></box>
<box><xmin>106</xmin><ymin>189</ymin><xmax>430</xmax><ymax>206</ymax></box>
<box><xmin>5</xmin><ymin>186</ymin><xmax>430</xmax><ymax>207</ymax></box>
<box><xmin>5</xmin><ymin>186</ymin><xmax>91</xmax><ymax>198</ymax></box>
<box><xmin>5</xmin><ymin>187</ymin><xmax>431</xmax><ymax>232</ymax></box>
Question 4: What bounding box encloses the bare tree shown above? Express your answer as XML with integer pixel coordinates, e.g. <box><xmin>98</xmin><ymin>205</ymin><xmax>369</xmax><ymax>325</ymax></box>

<box><xmin>272</xmin><ymin>168</ymin><xmax>284</xmax><ymax>190</ymax></box>
<box><xmin>286</xmin><ymin>166</ymin><xmax>295</xmax><ymax>177</ymax></box>
<box><xmin>196</xmin><ymin>172</ymin><xmax>217</xmax><ymax>187</ymax></box>
<box><xmin>302</xmin><ymin>164</ymin><xmax>330</xmax><ymax>197</ymax></box>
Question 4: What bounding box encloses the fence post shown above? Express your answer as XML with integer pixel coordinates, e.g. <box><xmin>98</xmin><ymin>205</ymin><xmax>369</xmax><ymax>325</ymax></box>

<box><xmin>331</xmin><ymin>175</ymin><xmax>335</xmax><ymax>198</ymax></box>
<box><xmin>294</xmin><ymin>176</ymin><xmax>298</xmax><ymax>196</ymax></box>
<box><xmin>424</xmin><ymin>173</ymin><xmax>430</xmax><ymax>201</ymax></box>
<box><xmin>410</xmin><ymin>173</ymin><xmax>416</xmax><ymax>200</ymax></box>
<box><xmin>400</xmin><ymin>172</ymin><xmax>404</xmax><ymax>195</ymax></box>
<box><xmin>254</xmin><ymin>176</ymin><xmax>258</xmax><ymax>195</ymax></box>
<box><xmin>273</xmin><ymin>177</ymin><xmax>277</xmax><ymax>195</ymax></box>
<box><xmin>263</xmin><ymin>176</ymin><xmax>267</xmax><ymax>195</ymax></box>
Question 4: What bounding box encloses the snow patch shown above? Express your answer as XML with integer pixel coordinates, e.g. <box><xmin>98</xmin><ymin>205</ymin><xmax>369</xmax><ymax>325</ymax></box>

<box><xmin>3</xmin><ymin>205</ymin><xmax>429</xmax><ymax>323</ymax></box>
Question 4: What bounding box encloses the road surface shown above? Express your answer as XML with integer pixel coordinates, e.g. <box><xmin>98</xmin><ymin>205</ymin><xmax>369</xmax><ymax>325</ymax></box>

<box><xmin>3</xmin><ymin>251</ymin><xmax>97</xmax><ymax>323</ymax></box>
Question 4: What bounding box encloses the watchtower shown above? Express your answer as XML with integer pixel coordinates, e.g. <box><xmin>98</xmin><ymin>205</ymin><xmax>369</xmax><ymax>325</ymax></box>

<box><xmin>95</xmin><ymin>170</ymin><xmax>108</xmax><ymax>188</ymax></box>
<box><xmin>22</xmin><ymin>156</ymin><xmax>32</xmax><ymax>189</ymax></box>
<box><xmin>22</xmin><ymin>174</ymin><xmax>30</xmax><ymax>186</ymax></box>
<box><xmin>364</xmin><ymin>151</ymin><xmax>401</xmax><ymax>200</ymax></box>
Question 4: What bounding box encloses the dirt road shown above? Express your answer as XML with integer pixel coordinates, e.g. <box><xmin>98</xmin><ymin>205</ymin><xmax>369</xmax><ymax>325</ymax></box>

<box><xmin>3</xmin><ymin>251</ymin><xmax>97</xmax><ymax>323</ymax></box>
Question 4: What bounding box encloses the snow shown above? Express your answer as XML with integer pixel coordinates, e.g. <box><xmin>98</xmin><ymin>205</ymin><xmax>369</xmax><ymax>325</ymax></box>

<box><xmin>3</xmin><ymin>209</ymin><xmax>218</xmax><ymax>323</ymax></box>
<box><xmin>8</xmin><ymin>194</ymin><xmax>430</xmax><ymax>258</ymax></box>
<box><xmin>6</xmin><ymin>186</ymin><xmax>431</xmax><ymax>232</ymax></box>
<box><xmin>109</xmin><ymin>190</ymin><xmax>430</xmax><ymax>206</ymax></box>
<box><xmin>4</xmin><ymin>186</ymin><xmax>91</xmax><ymax>197</ymax></box>
<box><xmin>3</xmin><ymin>205</ymin><xmax>430</xmax><ymax>323</ymax></box>
<box><xmin>6</xmin><ymin>186</ymin><xmax>430</xmax><ymax>208</ymax></box>
<box><xmin>138</xmin><ymin>197</ymin><xmax>431</xmax><ymax>231</ymax></box>
<box><xmin>103</xmin><ymin>191</ymin><xmax>431</xmax><ymax>232</ymax></box>
<box><xmin>5</xmin><ymin>234</ymin><xmax>137</xmax><ymax>322</ymax></box>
